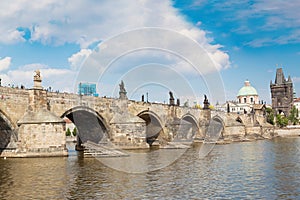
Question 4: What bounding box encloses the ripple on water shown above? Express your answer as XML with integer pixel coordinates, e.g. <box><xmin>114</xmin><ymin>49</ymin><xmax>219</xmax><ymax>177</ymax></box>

<box><xmin>0</xmin><ymin>138</ymin><xmax>300</xmax><ymax>199</ymax></box>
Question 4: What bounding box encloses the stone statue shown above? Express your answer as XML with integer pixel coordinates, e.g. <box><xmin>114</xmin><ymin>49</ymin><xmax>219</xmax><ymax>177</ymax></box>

<box><xmin>119</xmin><ymin>80</ymin><xmax>126</xmax><ymax>93</ymax></box>
<box><xmin>119</xmin><ymin>80</ymin><xmax>127</xmax><ymax>100</ymax></box>
<box><xmin>184</xmin><ymin>100</ymin><xmax>189</xmax><ymax>107</ymax></box>
<box><xmin>169</xmin><ymin>91</ymin><xmax>174</xmax><ymax>100</ymax></box>
<box><xmin>177</xmin><ymin>98</ymin><xmax>180</xmax><ymax>106</ymax></box>
<box><xmin>203</xmin><ymin>94</ymin><xmax>210</xmax><ymax>109</ymax></box>
<box><xmin>34</xmin><ymin>70</ymin><xmax>41</xmax><ymax>80</ymax></box>
<box><xmin>169</xmin><ymin>91</ymin><xmax>175</xmax><ymax>105</ymax></box>
<box><xmin>0</xmin><ymin>78</ymin><xmax>2</xmax><ymax>87</ymax></box>
<box><xmin>33</xmin><ymin>69</ymin><xmax>42</xmax><ymax>89</ymax></box>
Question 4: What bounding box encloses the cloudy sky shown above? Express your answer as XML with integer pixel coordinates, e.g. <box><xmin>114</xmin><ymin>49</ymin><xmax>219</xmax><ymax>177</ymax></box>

<box><xmin>0</xmin><ymin>0</ymin><xmax>299</xmax><ymax>104</ymax></box>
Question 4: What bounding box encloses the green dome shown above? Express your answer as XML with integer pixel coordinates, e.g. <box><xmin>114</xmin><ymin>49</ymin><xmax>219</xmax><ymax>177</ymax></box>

<box><xmin>237</xmin><ymin>80</ymin><xmax>258</xmax><ymax>97</ymax></box>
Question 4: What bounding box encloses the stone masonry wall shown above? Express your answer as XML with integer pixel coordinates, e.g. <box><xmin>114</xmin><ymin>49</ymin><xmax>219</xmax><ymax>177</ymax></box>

<box><xmin>0</xmin><ymin>87</ymin><xmax>29</xmax><ymax>127</ymax></box>
<box><xmin>18</xmin><ymin>122</ymin><xmax>66</xmax><ymax>152</ymax></box>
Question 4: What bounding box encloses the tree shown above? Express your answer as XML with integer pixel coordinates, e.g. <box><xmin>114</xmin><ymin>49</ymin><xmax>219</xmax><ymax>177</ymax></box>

<box><xmin>288</xmin><ymin>105</ymin><xmax>299</xmax><ymax>125</ymax></box>
<box><xmin>266</xmin><ymin>107</ymin><xmax>275</xmax><ymax>125</ymax></box>
<box><xmin>276</xmin><ymin>114</ymin><xmax>288</xmax><ymax>128</ymax></box>
<box><xmin>194</xmin><ymin>104</ymin><xmax>201</xmax><ymax>109</ymax></box>
<box><xmin>66</xmin><ymin>128</ymin><xmax>71</xmax><ymax>136</ymax></box>
<box><xmin>72</xmin><ymin>127</ymin><xmax>77</xmax><ymax>137</ymax></box>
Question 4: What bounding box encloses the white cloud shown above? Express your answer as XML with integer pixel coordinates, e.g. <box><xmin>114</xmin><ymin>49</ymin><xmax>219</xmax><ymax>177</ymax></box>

<box><xmin>0</xmin><ymin>57</ymin><xmax>11</xmax><ymax>72</ymax></box>
<box><xmin>41</xmin><ymin>68</ymin><xmax>78</xmax><ymax>92</ymax></box>
<box><xmin>233</xmin><ymin>46</ymin><xmax>240</xmax><ymax>51</ymax></box>
<box><xmin>201</xmin><ymin>0</ymin><xmax>300</xmax><ymax>47</ymax></box>
<box><xmin>253</xmin><ymin>1</ymin><xmax>300</xmax><ymax>30</ymax></box>
<box><xmin>68</xmin><ymin>49</ymin><xmax>92</xmax><ymax>70</ymax></box>
<box><xmin>0</xmin><ymin>0</ymin><xmax>231</xmax><ymax>101</ymax></box>
<box><xmin>246</xmin><ymin>30</ymin><xmax>300</xmax><ymax>47</ymax></box>
<box><xmin>18</xmin><ymin>63</ymin><xmax>48</xmax><ymax>71</ymax></box>
<box><xmin>0</xmin><ymin>0</ymin><xmax>230</xmax><ymax>70</ymax></box>
<box><xmin>292</xmin><ymin>77</ymin><xmax>300</xmax><ymax>83</ymax></box>
<box><xmin>1</xmin><ymin>65</ymin><xmax>76</xmax><ymax>92</ymax></box>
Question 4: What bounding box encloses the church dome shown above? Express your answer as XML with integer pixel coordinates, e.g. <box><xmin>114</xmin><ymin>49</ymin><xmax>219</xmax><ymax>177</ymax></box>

<box><xmin>237</xmin><ymin>80</ymin><xmax>258</xmax><ymax>97</ymax></box>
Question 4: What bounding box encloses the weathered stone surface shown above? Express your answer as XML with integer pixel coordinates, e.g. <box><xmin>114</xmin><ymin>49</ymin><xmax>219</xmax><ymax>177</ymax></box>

<box><xmin>275</xmin><ymin>127</ymin><xmax>300</xmax><ymax>137</ymax></box>
<box><xmin>16</xmin><ymin>107</ymin><xmax>67</xmax><ymax>157</ymax></box>
<box><xmin>109</xmin><ymin>100</ymin><xmax>148</xmax><ymax>148</ymax></box>
<box><xmin>0</xmin><ymin>84</ymin><xmax>282</xmax><ymax>157</ymax></box>
<box><xmin>18</xmin><ymin>108</ymin><xmax>64</xmax><ymax>124</ymax></box>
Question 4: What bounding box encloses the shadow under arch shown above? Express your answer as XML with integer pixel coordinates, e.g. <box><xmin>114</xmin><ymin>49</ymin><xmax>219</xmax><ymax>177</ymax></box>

<box><xmin>181</xmin><ymin>113</ymin><xmax>200</xmax><ymax>139</ymax></box>
<box><xmin>0</xmin><ymin>110</ymin><xmax>17</xmax><ymax>153</ymax></box>
<box><xmin>137</xmin><ymin>110</ymin><xmax>165</xmax><ymax>146</ymax></box>
<box><xmin>61</xmin><ymin>106</ymin><xmax>110</xmax><ymax>145</ymax></box>
<box><xmin>210</xmin><ymin>115</ymin><xmax>225</xmax><ymax>139</ymax></box>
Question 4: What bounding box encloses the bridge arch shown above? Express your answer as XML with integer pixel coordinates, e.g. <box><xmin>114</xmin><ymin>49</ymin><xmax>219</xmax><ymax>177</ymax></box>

<box><xmin>0</xmin><ymin>110</ymin><xmax>17</xmax><ymax>152</ymax></box>
<box><xmin>210</xmin><ymin>115</ymin><xmax>225</xmax><ymax>138</ymax></box>
<box><xmin>61</xmin><ymin>106</ymin><xmax>110</xmax><ymax>144</ymax></box>
<box><xmin>137</xmin><ymin>110</ymin><xmax>165</xmax><ymax>146</ymax></box>
<box><xmin>181</xmin><ymin>114</ymin><xmax>200</xmax><ymax>138</ymax></box>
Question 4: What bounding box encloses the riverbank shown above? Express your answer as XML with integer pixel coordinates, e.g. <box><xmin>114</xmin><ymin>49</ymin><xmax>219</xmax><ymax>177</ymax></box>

<box><xmin>275</xmin><ymin>126</ymin><xmax>300</xmax><ymax>137</ymax></box>
<box><xmin>216</xmin><ymin>126</ymin><xmax>300</xmax><ymax>144</ymax></box>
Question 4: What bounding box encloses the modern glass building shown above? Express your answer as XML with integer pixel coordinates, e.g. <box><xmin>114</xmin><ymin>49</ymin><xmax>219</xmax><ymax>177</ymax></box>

<box><xmin>78</xmin><ymin>83</ymin><xmax>99</xmax><ymax>97</ymax></box>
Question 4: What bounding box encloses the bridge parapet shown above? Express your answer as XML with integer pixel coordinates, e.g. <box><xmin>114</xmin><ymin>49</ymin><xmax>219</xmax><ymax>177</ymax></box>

<box><xmin>0</xmin><ymin>87</ymin><xmax>29</xmax><ymax>127</ymax></box>
<box><xmin>0</xmin><ymin>72</ymin><xmax>275</xmax><ymax>157</ymax></box>
<box><xmin>211</xmin><ymin>110</ymin><xmax>274</xmax><ymax>140</ymax></box>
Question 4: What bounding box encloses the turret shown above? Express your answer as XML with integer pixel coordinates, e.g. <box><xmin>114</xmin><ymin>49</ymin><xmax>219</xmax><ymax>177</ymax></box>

<box><xmin>275</xmin><ymin>68</ymin><xmax>285</xmax><ymax>84</ymax></box>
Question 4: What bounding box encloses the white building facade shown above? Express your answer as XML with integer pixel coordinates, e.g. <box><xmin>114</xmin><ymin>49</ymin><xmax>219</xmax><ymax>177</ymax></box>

<box><xmin>215</xmin><ymin>80</ymin><xmax>262</xmax><ymax>114</ymax></box>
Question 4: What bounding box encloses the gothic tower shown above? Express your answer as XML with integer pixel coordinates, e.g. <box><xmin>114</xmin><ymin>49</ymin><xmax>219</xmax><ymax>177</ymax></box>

<box><xmin>270</xmin><ymin>68</ymin><xmax>293</xmax><ymax>116</ymax></box>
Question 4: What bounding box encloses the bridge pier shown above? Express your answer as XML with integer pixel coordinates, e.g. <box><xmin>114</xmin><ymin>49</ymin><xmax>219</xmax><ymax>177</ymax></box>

<box><xmin>1</xmin><ymin>71</ymin><xmax>68</xmax><ymax>157</ymax></box>
<box><xmin>109</xmin><ymin>100</ymin><xmax>149</xmax><ymax>149</ymax></box>
<box><xmin>16</xmin><ymin>108</ymin><xmax>67</xmax><ymax>157</ymax></box>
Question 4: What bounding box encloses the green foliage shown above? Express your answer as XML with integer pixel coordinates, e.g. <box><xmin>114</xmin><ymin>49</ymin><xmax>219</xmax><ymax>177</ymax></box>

<box><xmin>288</xmin><ymin>106</ymin><xmax>299</xmax><ymax>125</ymax></box>
<box><xmin>194</xmin><ymin>104</ymin><xmax>201</xmax><ymax>109</ymax></box>
<box><xmin>276</xmin><ymin>114</ymin><xmax>288</xmax><ymax>128</ymax></box>
<box><xmin>266</xmin><ymin>107</ymin><xmax>275</xmax><ymax>125</ymax></box>
<box><xmin>209</xmin><ymin>105</ymin><xmax>215</xmax><ymax>110</ymax></box>
<box><xmin>72</xmin><ymin>127</ymin><xmax>77</xmax><ymax>137</ymax></box>
<box><xmin>66</xmin><ymin>128</ymin><xmax>71</xmax><ymax>136</ymax></box>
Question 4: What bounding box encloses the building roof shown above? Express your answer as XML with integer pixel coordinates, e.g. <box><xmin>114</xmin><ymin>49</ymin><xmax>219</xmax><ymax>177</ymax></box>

<box><xmin>253</xmin><ymin>104</ymin><xmax>265</xmax><ymax>110</ymax></box>
<box><xmin>294</xmin><ymin>98</ymin><xmax>300</xmax><ymax>103</ymax></box>
<box><xmin>237</xmin><ymin>80</ymin><xmax>258</xmax><ymax>97</ymax></box>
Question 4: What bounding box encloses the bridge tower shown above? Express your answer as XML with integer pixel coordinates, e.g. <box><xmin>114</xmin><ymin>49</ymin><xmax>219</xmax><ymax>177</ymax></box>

<box><xmin>270</xmin><ymin>68</ymin><xmax>294</xmax><ymax>116</ymax></box>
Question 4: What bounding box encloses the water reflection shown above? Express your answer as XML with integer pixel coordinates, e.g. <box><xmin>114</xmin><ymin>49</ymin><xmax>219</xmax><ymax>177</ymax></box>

<box><xmin>0</xmin><ymin>138</ymin><xmax>299</xmax><ymax>199</ymax></box>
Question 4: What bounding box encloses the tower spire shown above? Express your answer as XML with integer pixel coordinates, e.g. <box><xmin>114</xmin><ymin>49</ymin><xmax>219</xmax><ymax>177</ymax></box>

<box><xmin>288</xmin><ymin>75</ymin><xmax>292</xmax><ymax>82</ymax></box>
<box><xmin>275</xmin><ymin>68</ymin><xmax>285</xmax><ymax>84</ymax></box>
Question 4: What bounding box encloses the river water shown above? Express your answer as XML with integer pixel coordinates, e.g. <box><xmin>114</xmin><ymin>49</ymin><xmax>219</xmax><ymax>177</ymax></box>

<box><xmin>0</xmin><ymin>137</ymin><xmax>300</xmax><ymax>199</ymax></box>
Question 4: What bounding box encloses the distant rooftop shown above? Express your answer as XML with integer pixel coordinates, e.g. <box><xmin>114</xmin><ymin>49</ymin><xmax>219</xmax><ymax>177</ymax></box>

<box><xmin>294</xmin><ymin>98</ymin><xmax>300</xmax><ymax>103</ymax></box>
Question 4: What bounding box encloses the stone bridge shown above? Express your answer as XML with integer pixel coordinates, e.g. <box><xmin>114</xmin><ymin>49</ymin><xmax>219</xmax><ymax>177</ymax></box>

<box><xmin>0</xmin><ymin>75</ymin><xmax>274</xmax><ymax>157</ymax></box>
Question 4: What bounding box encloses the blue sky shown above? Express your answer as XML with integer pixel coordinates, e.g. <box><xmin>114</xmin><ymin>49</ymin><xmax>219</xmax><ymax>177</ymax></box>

<box><xmin>173</xmin><ymin>0</ymin><xmax>300</xmax><ymax>102</ymax></box>
<box><xmin>0</xmin><ymin>0</ymin><xmax>299</xmax><ymax>104</ymax></box>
